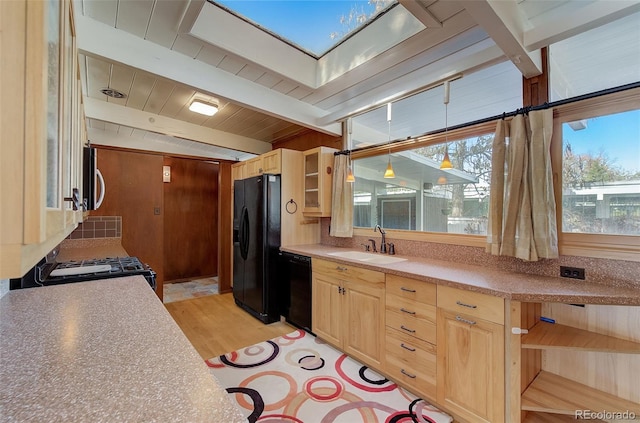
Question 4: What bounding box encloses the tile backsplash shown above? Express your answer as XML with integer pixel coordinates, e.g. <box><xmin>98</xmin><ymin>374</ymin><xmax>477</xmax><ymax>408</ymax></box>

<box><xmin>67</xmin><ymin>216</ymin><xmax>122</xmax><ymax>239</ymax></box>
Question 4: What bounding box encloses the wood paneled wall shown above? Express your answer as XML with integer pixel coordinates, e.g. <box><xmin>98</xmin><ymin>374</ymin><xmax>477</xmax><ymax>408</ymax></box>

<box><xmin>272</xmin><ymin>129</ymin><xmax>342</xmax><ymax>151</ymax></box>
<box><xmin>163</xmin><ymin>156</ymin><xmax>218</xmax><ymax>283</ymax></box>
<box><xmin>93</xmin><ymin>146</ymin><xmax>224</xmax><ymax>300</ymax></box>
<box><xmin>217</xmin><ymin>162</ymin><xmax>232</xmax><ymax>293</ymax></box>
<box><xmin>93</xmin><ymin>148</ymin><xmax>165</xmax><ymax>298</ymax></box>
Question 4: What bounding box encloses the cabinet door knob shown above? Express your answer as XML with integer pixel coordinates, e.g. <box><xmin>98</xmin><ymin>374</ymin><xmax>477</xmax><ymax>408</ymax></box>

<box><xmin>456</xmin><ymin>315</ymin><xmax>477</xmax><ymax>325</ymax></box>
<box><xmin>400</xmin><ymin>287</ymin><xmax>416</xmax><ymax>293</ymax></box>
<box><xmin>400</xmin><ymin>308</ymin><xmax>416</xmax><ymax>315</ymax></box>
<box><xmin>336</xmin><ymin>266</ymin><xmax>347</xmax><ymax>272</ymax></box>
<box><xmin>456</xmin><ymin>300</ymin><xmax>477</xmax><ymax>309</ymax></box>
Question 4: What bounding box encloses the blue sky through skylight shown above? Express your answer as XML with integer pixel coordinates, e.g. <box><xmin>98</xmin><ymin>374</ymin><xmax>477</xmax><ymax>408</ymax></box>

<box><xmin>213</xmin><ymin>0</ymin><xmax>395</xmax><ymax>57</ymax></box>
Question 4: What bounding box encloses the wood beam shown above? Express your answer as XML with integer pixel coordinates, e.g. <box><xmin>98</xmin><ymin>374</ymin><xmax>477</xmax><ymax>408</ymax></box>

<box><xmin>84</xmin><ymin>98</ymin><xmax>272</xmax><ymax>155</ymax></box>
<box><xmin>74</xmin><ymin>14</ymin><xmax>341</xmax><ymax>136</ymax></box>
<box><xmin>398</xmin><ymin>0</ymin><xmax>442</xmax><ymax>28</ymax></box>
<box><xmin>461</xmin><ymin>0</ymin><xmax>542</xmax><ymax>78</ymax></box>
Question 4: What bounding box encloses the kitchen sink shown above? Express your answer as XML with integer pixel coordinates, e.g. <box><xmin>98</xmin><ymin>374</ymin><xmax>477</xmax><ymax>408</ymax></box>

<box><xmin>327</xmin><ymin>251</ymin><xmax>407</xmax><ymax>264</ymax></box>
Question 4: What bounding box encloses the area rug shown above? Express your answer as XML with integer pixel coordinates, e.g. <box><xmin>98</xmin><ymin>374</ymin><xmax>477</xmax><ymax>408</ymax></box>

<box><xmin>206</xmin><ymin>329</ymin><xmax>452</xmax><ymax>423</ymax></box>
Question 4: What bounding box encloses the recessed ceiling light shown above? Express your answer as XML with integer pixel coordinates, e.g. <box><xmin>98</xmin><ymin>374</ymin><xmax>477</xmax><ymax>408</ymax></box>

<box><xmin>189</xmin><ymin>100</ymin><xmax>219</xmax><ymax>116</ymax></box>
<box><xmin>100</xmin><ymin>88</ymin><xmax>126</xmax><ymax>99</ymax></box>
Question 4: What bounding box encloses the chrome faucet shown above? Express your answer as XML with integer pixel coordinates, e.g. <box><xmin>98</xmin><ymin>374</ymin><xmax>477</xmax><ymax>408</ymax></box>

<box><xmin>374</xmin><ymin>225</ymin><xmax>387</xmax><ymax>254</ymax></box>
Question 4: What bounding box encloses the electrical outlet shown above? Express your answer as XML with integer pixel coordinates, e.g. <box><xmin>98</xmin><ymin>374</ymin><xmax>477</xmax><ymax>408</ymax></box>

<box><xmin>560</xmin><ymin>266</ymin><xmax>585</xmax><ymax>280</ymax></box>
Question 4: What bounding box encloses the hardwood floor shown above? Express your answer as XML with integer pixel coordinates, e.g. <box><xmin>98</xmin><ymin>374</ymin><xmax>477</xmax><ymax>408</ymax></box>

<box><xmin>165</xmin><ymin>292</ymin><xmax>294</xmax><ymax>359</ymax></box>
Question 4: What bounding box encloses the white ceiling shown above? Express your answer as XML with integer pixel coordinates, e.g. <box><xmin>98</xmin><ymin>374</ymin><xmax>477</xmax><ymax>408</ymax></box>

<box><xmin>74</xmin><ymin>0</ymin><xmax>640</xmax><ymax>159</ymax></box>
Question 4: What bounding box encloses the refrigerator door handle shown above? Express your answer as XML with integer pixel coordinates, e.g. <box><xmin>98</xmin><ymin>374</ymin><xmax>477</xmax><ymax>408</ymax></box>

<box><xmin>240</xmin><ymin>206</ymin><xmax>250</xmax><ymax>260</ymax></box>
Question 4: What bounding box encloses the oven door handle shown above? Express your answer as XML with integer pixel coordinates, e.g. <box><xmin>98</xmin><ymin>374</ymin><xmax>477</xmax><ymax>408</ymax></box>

<box><xmin>95</xmin><ymin>168</ymin><xmax>106</xmax><ymax>209</ymax></box>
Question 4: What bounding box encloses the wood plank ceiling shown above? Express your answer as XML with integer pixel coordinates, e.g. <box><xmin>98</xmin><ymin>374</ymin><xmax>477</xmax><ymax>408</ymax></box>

<box><xmin>75</xmin><ymin>0</ymin><xmax>640</xmax><ymax>158</ymax></box>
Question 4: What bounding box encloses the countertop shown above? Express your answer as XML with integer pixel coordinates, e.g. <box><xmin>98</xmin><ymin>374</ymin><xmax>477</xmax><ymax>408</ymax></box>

<box><xmin>0</xmin><ymin>276</ymin><xmax>245</xmax><ymax>423</ymax></box>
<box><xmin>281</xmin><ymin>244</ymin><xmax>640</xmax><ymax>305</ymax></box>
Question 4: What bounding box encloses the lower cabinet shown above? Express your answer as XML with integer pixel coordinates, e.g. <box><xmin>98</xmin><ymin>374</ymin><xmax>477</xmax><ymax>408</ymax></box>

<box><xmin>384</xmin><ymin>274</ymin><xmax>438</xmax><ymax>400</ymax></box>
<box><xmin>311</xmin><ymin>258</ymin><xmax>385</xmax><ymax>369</ymax></box>
<box><xmin>436</xmin><ymin>286</ymin><xmax>505</xmax><ymax>423</ymax></box>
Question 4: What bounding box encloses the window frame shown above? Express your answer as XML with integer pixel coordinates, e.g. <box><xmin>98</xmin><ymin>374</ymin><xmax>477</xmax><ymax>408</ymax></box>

<box><xmin>351</xmin><ymin>87</ymin><xmax>640</xmax><ymax>261</ymax></box>
<box><xmin>552</xmin><ymin>87</ymin><xmax>640</xmax><ymax>261</ymax></box>
<box><xmin>351</xmin><ymin>120</ymin><xmax>495</xmax><ymax>247</ymax></box>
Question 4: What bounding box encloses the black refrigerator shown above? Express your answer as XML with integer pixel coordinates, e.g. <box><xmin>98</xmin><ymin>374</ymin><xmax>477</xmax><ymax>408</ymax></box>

<box><xmin>233</xmin><ymin>174</ymin><xmax>281</xmax><ymax>324</ymax></box>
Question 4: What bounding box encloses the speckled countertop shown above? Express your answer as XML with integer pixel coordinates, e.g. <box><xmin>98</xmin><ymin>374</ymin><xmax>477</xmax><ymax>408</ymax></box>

<box><xmin>0</xmin><ymin>276</ymin><xmax>245</xmax><ymax>423</ymax></box>
<box><xmin>282</xmin><ymin>244</ymin><xmax>640</xmax><ymax>305</ymax></box>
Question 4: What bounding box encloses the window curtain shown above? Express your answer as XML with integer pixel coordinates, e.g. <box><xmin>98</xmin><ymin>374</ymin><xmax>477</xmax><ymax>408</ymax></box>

<box><xmin>486</xmin><ymin>109</ymin><xmax>558</xmax><ymax>261</ymax></box>
<box><xmin>330</xmin><ymin>154</ymin><xmax>353</xmax><ymax>237</ymax></box>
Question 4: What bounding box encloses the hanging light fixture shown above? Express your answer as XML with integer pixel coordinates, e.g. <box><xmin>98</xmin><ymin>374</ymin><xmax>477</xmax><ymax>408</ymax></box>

<box><xmin>345</xmin><ymin>118</ymin><xmax>355</xmax><ymax>182</ymax></box>
<box><xmin>346</xmin><ymin>156</ymin><xmax>356</xmax><ymax>182</ymax></box>
<box><xmin>440</xmin><ymin>81</ymin><xmax>453</xmax><ymax>170</ymax></box>
<box><xmin>383</xmin><ymin>103</ymin><xmax>395</xmax><ymax>178</ymax></box>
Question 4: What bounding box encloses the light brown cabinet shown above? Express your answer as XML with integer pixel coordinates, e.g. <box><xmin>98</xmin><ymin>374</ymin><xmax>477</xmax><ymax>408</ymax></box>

<box><xmin>231</xmin><ymin>162</ymin><xmax>245</xmax><ymax>182</ymax></box>
<box><xmin>261</xmin><ymin>150</ymin><xmax>281</xmax><ymax>174</ymax></box>
<box><xmin>384</xmin><ymin>275</ymin><xmax>438</xmax><ymax>400</ymax></box>
<box><xmin>244</xmin><ymin>156</ymin><xmax>263</xmax><ymax>178</ymax></box>
<box><xmin>303</xmin><ymin>147</ymin><xmax>337</xmax><ymax>216</ymax></box>
<box><xmin>436</xmin><ymin>286</ymin><xmax>505</xmax><ymax>423</ymax></box>
<box><xmin>312</xmin><ymin>258</ymin><xmax>385</xmax><ymax>369</ymax></box>
<box><xmin>0</xmin><ymin>0</ymin><xmax>85</xmax><ymax>278</ymax></box>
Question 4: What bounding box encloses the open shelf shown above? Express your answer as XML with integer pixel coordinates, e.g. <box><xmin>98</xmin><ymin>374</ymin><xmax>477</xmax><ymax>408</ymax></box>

<box><xmin>522</xmin><ymin>411</ymin><xmax>605</xmax><ymax>423</ymax></box>
<box><xmin>521</xmin><ymin>322</ymin><xmax>640</xmax><ymax>353</ymax></box>
<box><xmin>522</xmin><ymin>371</ymin><xmax>640</xmax><ymax>416</ymax></box>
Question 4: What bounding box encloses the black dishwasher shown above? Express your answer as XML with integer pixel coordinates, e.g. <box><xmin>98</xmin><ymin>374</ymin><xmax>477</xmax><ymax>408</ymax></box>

<box><xmin>279</xmin><ymin>251</ymin><xmax>312</xmax><ymax>333</ymax></box>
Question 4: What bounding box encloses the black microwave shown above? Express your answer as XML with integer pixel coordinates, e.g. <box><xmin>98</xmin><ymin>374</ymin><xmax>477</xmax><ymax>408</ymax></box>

<box><xmin>82</xmin><ymin>146</ymin><xmax>105</xmax><ymax>210</ymax></box>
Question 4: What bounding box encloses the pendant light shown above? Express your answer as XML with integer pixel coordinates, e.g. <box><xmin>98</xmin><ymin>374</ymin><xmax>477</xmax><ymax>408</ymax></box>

<box><xmin>383</xmin><ymin>103</ymin><xmax>395</xmax><ymax>178</ymax></box>
<box><xmin>440</xmin><ymin>81</ymin><xmax>453</xmax><ymax>170</ymax></box>
<box><xmin>345</xmin><ymin>118</ymin><xmax>355</xmax><ymax>182</ymax></box>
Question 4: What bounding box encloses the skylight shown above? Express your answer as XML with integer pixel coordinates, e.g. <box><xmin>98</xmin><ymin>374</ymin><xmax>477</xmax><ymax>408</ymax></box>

<box><xmin>211</xmin><ymin>0</ymin><xmax>397</xmax><ymax>58</ymax></box>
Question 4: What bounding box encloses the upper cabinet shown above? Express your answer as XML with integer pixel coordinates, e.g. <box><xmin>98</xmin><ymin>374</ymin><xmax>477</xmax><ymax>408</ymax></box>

<box><xmin>244</xmin><ymin>156</ymin><xmax>263</xmax><ymax>178</ymax></box>
<box><xmin>303</xmin><ymin>147</ymin><xmax>337</xmax><ymax>217</ymax></box>
<box><xmin>0</xmin><ymin>0</ymin><xmax>85</xmax><ymax>278</ymax></box>
<box><xmin>261</xmin><ymin>150</ymin><xmax>281</xmax><ymax>174</ymax></box>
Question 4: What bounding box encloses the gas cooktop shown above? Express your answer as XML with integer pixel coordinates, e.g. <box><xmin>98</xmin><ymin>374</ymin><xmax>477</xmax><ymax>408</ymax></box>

<box><xmin>11</xmin><ymin>257</ymin><xmax>157</xmax><ymax>291</ymax></box>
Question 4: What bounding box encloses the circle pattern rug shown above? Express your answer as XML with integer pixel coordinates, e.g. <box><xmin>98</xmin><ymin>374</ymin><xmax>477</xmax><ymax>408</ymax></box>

<box><xmin>206</xmin><ymin>329</ymin><xmax>452</xmax><ymax>423</ymax></box>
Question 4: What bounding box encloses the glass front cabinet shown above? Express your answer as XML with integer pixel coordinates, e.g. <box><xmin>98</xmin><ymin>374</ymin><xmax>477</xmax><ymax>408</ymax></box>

<box><xmin>303</xmin><ymin>147</ymin><xmax>337</xmax><ymax>217</ymax></box>
<box><xmin>0</xmin><ymin>0</ymin><xmax>85</xmax><ymax>278</ymax></box>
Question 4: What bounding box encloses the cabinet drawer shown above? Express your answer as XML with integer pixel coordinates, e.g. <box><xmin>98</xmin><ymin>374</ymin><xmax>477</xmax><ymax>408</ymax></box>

<box><xmin>385</xmin><ymin>327</ymin><xmax>436</xmax><ymax>372</ymax></box>
<box><xmin>313</xmin><ymin>258</ymin><xmax>385</xmax><ymax>285</ymax></box>
<box><xmin>386</xmin><ymin>308</ymin><xmax>436</xmax><ymax>344</ymax></box>
<box><xmin>385</xmin><ymin>330</ymin><xmax>436</xmax><ymax>399</ymax></box>
<box><xmin>386</xmin><ymin>294</ymin><xmax>436</xmax><ymax>323</ymax></box>
<box><xmin>437</xmin><ymin>285</ymin><xmax>504</xmax><ymax>324</ymax></box>
<box><xmin>386</xmin><ymin>274</ymin><xmax>436</xmax><ymax>306</ymax></box>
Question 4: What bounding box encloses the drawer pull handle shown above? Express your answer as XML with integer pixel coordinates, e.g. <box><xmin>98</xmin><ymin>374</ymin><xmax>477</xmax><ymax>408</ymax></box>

<box><xmin>336</xmin><ymin>266</ymin><xmax>347</xmax><ymax>271</ymax></box>
<box><xmin>456</xmin><ymin>300</ymin><xmax>477</xmax><ymax>309</ymax></box>
<box><xmin>401</xmin><ymin>369</ymin><xmax>416</xmax><ymax>379</ymax></box>
<box><xmin>400</xmin><ymin>325</ymin><xmax>416</xmax><ymax>333</ymax></box>
<box><xmin>400</xmin><ymin>343</ymin><xmax>416</xmax><ymax>352</ymax></box>
<box><xmin>400</xmin><ymin>287</ymin><xmax>416</xmax><ymax>293</ymax></box>
<box><xmin>456</xmin><ymin>315</ymin><xmax>477</xmax><ymax>325</ymax></box>
<box><xmin>400</xmin><ymin>308</ymin><xmax>416</xmax><ymax>315</ymax></box>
